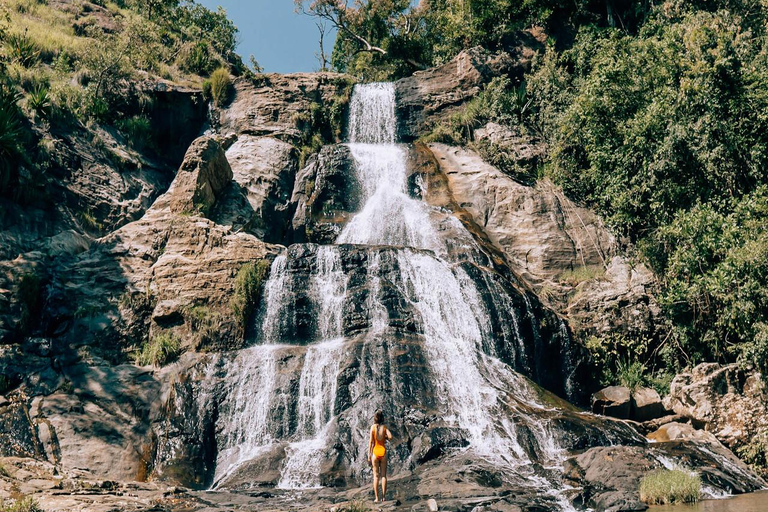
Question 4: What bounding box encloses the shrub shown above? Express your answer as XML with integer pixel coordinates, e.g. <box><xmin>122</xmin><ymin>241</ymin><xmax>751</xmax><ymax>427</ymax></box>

<box><xmin>208</xmin><ymin>67</ymin><xmax>231</xmax><ymax>107</ymax></box>
<box><xmin>230</xmin><ymin>260</ymin><xmax>271</xmax><ymax>334</ymax></box>
<box><xmin>116</xmin><ymin>115</ymin><xmax>152</xmax><ymax>150</ymax></box>
<box><xmin>557</xmin><ymin>264</ymin><xmax>605</xmax><ymax>286</ymax></box>
<box><xmin>737</xmin><ymin>428</ymin><xmax>768</xmax><ymax>478</ymax></box>
<box><xmin>178</xmin><ymin>41</ymin><xmax>216</xmax><ymax>76</ymax></box>
<box><xmin>134</xmin><ymin>332</ymin><xmax>181</xmax><ymax>367</ymax></box>
<box><xmin>639</xmin><ymin>469</ymin><xmax>700</xmax><ymax>505</ymax></box>
<box><xmin>27</xmin><ymin>83</ymin><xmax>50</xmax><ymax>120</ymax></box>
<box><xmin>0</xmin><ymin>464</ymin><xmax>9</xmax><ymax>478</ymax></box>
<box><xmin>616</xmin><ymin>359</ymin><xmax>646</xmax><ymax>392</ymax></box>
<box><xmin>6</xmin><ymin>30</ymin><xmax>40</xmax><ymax>67</ymax></box>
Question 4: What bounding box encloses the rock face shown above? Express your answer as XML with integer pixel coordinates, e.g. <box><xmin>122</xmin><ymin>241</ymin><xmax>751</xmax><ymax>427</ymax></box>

<box><xmin>395</xmin><ymin>37</ymin><xmax>545</xmax><ymax>141</ymax></box>
<box><xmin>288</xmin><ymin>145</ymin><xmax>360</xmax><ymax>244</ymax></box>
<box><xmin>169</xmin><ymin>137</ymin><xmax>234</xmax><ymax>217</ymax></box>
<box><xmin>663</xmin><ymin>363</ymin><xmax>768</xmax><ymax>451</ymax></box>
<box><xmin>225</xmin><ymin>135</ymin><xmax>298</xmax><ymax>242</ymax></box>
<box><xmin>218</xmin><ymin>73</ymin><xmax>354</xmax><ymax>146</ymax></box>
<box><xmin>427</xmin><ymin>143</ymin><xmax>660</xmax><ymax>345</ymax></box>
<box><xmin>631</xmin><ymin>388</ymin><xmax>664</xmax><ymax>423</ymax></box>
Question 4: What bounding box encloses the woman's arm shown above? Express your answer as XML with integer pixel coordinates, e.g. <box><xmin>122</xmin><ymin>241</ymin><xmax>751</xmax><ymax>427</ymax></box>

<box><xmin>386</xmin><ymin>427</ymin><xmax>393</xmax><ymax>440</ymax></box>
<box><xmin>368</xmin><ymin>426</ymin><xmax>375</xmax><ymax>458</ymax></box>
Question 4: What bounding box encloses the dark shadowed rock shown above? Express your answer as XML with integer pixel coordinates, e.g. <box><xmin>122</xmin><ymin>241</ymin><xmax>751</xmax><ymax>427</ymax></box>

<box><xmin>631</xmin><ymin>387</ymin><xmax>664</xmax><ymax>422</ymax></box>
<box><xmin>592</xmin><ymin>386</ymin><xmax>631</xmax><ymax>419</ymax></box>
<box><xmin>289</xmin><ymin>145</ymin><xmax>360</xmax><ymax>244</ymax></box>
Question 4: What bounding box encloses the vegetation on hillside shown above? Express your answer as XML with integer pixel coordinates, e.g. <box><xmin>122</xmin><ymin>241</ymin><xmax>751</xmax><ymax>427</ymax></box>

<box><xmin>300</xmin><ymin>0</ymin><xmax>768</xmax><ymax>388</ymax></box>
<box><xmin>0</xmin><ymin>0</ymin><xmax>245</xmax><ymax>201</ymax></box>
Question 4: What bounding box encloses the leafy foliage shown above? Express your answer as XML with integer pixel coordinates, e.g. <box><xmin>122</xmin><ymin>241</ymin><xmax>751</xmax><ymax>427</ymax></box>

<box><xmin>526</xmin><ymin>2</ymin><xmax>768</xmax><ymax>373</ymax></box>
<box><xmin>0</xmin><ymin>81</ymin><xmax>25</xmax><ymax>193</ymax></box>
<box><xmin>737</xmin><ymin>427</ymin><xmax>768</xmax><ymax>478</ymax></box>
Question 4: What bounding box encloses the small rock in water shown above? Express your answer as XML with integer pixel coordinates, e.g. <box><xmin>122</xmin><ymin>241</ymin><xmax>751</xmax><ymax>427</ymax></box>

<box><xmin>427</xmin><ymin>498</ymin><xmax>438</xmax><ymax>511</ymax></box>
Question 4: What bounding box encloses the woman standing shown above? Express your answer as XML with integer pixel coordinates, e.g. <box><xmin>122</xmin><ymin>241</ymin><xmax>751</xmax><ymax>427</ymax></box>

<box><xmin>369</xmin><ymin>410</ymin><xmax>393</xmax><ymax>503</ymax></box>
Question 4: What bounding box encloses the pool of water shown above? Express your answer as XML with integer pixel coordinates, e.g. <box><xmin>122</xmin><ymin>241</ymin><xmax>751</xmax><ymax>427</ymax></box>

<box><xmin>649</xmin><ymin>490</ymin><xmax>768</xmax><ymax>512</ymax></box>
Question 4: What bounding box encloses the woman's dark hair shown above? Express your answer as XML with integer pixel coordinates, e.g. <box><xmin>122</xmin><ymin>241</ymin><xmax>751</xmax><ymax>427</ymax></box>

<box><xmin>374</xmin><ymin>410</ymin><xmax>384</xmax><ymax>424</ymax></box>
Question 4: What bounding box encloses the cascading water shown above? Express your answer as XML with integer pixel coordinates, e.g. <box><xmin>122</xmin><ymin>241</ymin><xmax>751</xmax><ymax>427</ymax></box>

<box><xmin>211</xmin><ymin>82</ymin><xmax>582</xmax><ymax>508</ymax></box>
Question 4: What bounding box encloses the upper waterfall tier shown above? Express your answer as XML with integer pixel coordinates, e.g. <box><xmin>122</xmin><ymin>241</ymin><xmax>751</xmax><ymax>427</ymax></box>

<box><xmin>348</xmin><ymin>83</ymin><xmax>397</xmax><ymax>144</ymax></box>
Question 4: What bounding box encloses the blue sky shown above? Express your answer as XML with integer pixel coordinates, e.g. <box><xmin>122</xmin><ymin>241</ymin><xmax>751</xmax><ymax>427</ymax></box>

<box><xmin>197</xmin><ymin>1</ymin><xmax>337</xmax><ymax>73</ymax></box>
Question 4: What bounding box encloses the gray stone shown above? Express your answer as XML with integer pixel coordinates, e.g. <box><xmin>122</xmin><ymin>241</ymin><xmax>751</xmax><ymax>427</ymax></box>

<box><xmin>631</xmin><ymin>387</ymin><xmax>664</xmax><ymax>422</ymax></box>
<box><xmin>593</xmin><ymin>386</ymin><xmax>631</xmax><ymax>419</ymax></box>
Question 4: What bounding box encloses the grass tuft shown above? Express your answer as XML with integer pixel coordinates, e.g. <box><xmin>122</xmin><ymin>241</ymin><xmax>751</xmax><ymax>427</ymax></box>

<box><xmin>230</xmin><ymin>260</ymin><xmax>270</xmax><ymax>334</ymax></box>
<box><xmin>134</xmin><ymin>332</ymin><xmax>182</xmax><ymax>367</ymax></box>
<box><xmin>557</xmin><ymin>264</ymin><xmax>606</xmax><ymax>285</ymax></box>
<box><xmin>208</xmin><ymin>67</ymin><xmax>232</xmax><ymax>107</ymax></box>
<box><xmin>639</xmin><ymin>469</ymin><xmax>700</xmax><ymax>505</ymax></box>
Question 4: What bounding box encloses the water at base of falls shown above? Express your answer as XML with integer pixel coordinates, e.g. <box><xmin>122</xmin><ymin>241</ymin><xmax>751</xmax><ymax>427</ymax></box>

<box><xmin>211</xmin><ymin>82</ymin><xmax>578</xmax><ymax>509</ymax></box>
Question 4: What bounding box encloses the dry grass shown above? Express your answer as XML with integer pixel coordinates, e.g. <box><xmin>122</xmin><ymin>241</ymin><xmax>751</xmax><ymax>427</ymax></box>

<box><xmin>557</xmin><ymin>264</ymin><xmax>606</xmax><ymax>285</ymax></box>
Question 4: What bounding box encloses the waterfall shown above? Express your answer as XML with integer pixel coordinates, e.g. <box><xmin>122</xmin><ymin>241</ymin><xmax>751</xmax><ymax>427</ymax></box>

<box><xmin>211</xmin><ymin>82</ymin><xmax>578</xmax><ymax>508</ymax></box>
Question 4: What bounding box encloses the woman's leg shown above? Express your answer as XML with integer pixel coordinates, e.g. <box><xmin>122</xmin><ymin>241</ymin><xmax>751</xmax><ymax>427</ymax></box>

<box><xmin>380</xmin><ymin>456</ymin><xmax>388</xmax><ymax>501</ymax></box>
<box><xmin>372</xmin><ymin>456</ymin><xmax>381</xmax><ymax>502</ymax></box>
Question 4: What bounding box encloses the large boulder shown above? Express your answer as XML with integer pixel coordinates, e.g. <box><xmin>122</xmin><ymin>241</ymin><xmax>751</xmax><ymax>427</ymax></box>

<box><xmin>169</xmin><ymin>137</ymin><xmax>233</xmax><ymax>217</ymax></box>
<box><xmin>663</xmin><ymin>363</ymin><xmax>768</xmax><ymax>451</ymax></box>
<box><xmin>592</xmin><ymin>386</ymin><xmax>631</xmax><ymax>419</ymax></box>
<box><xmin>225</xmin><ymin>135</ymin><xmax>298</xmax><ymax>242</ymax></box>
<box><xmin>647</xmin><ymin>422</ymin><xmax>720</xmax><ymax>445</ymax></box>
<box><xmin>217</xmin><ymin>73</ymin><xmax>355</xmax><ymax>146</ymax></box>
<box><xmin>631</xmin><ymin>387</ymin><xmax>665</xmax><ymax>422</ymax></box>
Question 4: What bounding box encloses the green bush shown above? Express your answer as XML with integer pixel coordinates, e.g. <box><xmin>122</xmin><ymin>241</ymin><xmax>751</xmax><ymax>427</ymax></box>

<box><xmin>208</xmin><ymin>67</ymin><xmax>231</xmax><ymax>107</ymax></box>
<box><xmin>737</xmin><ymin>428</ymin><xmax>768</xmax><ymax>477</ymax></box>
<box><xmin>639</xmin><ymin>469</ymin><xmax>700</xmax><ymax>505</ymax></box>
<box><xmin>178</xmin><ymin>41</ymin><xmax>216</xmax><ymax>76</ymax></box>
<box><xmin>134</xmin><ymin>332</ymin><xmax>181</xmax><ymax>366</ymax></box>
<box><xmin>0</xmin><ymin>497</ymin><xmax>43</xmax><ymax>512</ymax></box>
<box><xmin>230</xmin><ymin>260</ymin><xmax>271</xmax><ymax>334</ymax></box>
<box><xmin>27</xmin><ymin>83</ymin><xmax>50</xmax><ymax>120</ymax></box>
<box><xmin>616</xmin><ymin>359</ymin><xmax>646</xmax><ymax>392</ymax></box>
